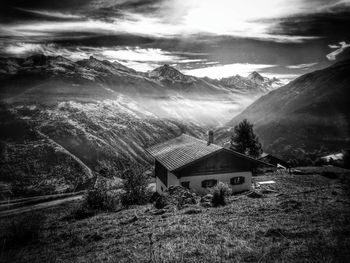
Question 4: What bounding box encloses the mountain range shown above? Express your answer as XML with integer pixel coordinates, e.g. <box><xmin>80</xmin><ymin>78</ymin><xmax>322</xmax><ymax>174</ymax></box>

<box><xmin>0</xmin><ymin>54</ymin><xmax>282</xmax><ymax>125</ymax></box>
<box><xmin>0</xmin><ymin>54</ymin><xmax>281</xmax><ymax>196</ymax></box>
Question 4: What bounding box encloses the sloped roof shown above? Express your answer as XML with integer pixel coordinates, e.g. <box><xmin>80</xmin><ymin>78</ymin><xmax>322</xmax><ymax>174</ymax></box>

<box><xmin>259</xmin><ymin>153</ymin><xmax>288</xmax><ymax>167</ymax></box>
<box><xmin>146</xmin><ymin>134</ymin><xmax>222</xmax><ymax>171</ymax></box>
<box><xmin>260</xmin><ymin>152</ymin><xmax>269</xmax><ymax>158</ymax></box>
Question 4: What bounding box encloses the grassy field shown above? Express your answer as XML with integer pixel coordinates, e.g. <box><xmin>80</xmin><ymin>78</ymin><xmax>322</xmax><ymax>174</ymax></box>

<box><xmin>1</xmin><ymin>167</ymin><xmax>350</xmax><ymax>263</ymax></box>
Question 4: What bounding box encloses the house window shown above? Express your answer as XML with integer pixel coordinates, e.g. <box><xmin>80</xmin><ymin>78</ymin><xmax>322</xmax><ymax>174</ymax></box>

<box><xmin>201</xmin><ymin>179</ymin><xmax>217</xmax><ymax>188</ymax></box>
<box><xmin>181</xmin><ymin>181</ymin><xmax>190</xmax><ymax>189</ymax></box>
<box><xmin>230</xmin><ymin>176</ymin><xmax>245</xmax><ymax>185</ymax></box>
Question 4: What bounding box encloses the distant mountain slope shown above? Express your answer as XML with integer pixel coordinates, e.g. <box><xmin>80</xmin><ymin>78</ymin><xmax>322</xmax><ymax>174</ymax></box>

<box><xmin>222</xmin><ymin>59</ymin><xmax>350</xmax><ymax>159</ymax></box>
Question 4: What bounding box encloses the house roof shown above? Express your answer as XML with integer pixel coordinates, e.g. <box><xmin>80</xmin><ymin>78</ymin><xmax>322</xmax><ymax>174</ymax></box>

<box><xmin>146</xmin><ymin>134</ymin><xmax>222</xmax><ymax>171</ymax></box>
<box><xmin>146</xmin><ymin>134</ymin><xmax>273</xmax><ymax>172</ymax></box>
<box><xmin>259</xmin><ymin>152</ymin><xmax>285</xmax><ymax>162</ymax></box>
<box><xmin>260</xmin><ymin>152</ymin><xmax>270</xmax><ymax>158</ymax></box>
<box><xmin>259</xmin><ymin>153</ymin><xmax>288</xmax><ymax>167</ymax></box>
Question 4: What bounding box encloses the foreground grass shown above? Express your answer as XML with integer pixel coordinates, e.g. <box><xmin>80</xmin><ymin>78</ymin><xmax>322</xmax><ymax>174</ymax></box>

<box><xmin>1</xmin><ymin>168</ymin><xmax>350</xmax><ymax>262</ymax></box>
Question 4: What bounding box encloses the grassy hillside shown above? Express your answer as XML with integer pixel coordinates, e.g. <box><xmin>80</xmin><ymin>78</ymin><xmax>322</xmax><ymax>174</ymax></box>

<box><xmin>1</xmin><ymin>167</ymin><xmax>349</xmax><ymax>262</ymax></box>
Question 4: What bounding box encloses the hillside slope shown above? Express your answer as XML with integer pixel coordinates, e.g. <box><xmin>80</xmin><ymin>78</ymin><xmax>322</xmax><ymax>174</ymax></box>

<box><xmin>223</xmin><ymin>59</ymin><xmax>350</xmax><ymax>159</ymax></box>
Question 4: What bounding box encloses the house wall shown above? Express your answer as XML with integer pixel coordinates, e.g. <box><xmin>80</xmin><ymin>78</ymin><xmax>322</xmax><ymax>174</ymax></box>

<box><xmin>156</xmin><ymin>171</ymin><xmax>180</xmax><ymax>194</ymax></box>
<box><xmin>155</xmin><ymin>160</ymin><xmax>168</xmax><ymax>186</ymax></box>
<box><xmin>159</xmin><ymin>170</ymin><xmax>252</xmax><ymax>194</ymax></box>
<box><xmin>179</xmin><ymin>171</ymin><xmax>252</xmax><ymax>193</ymax></box>
<box><xmin>156</xmin><ymin>177</ymin><xmax>167</xmax><ymax>193</ymax></box>
<box><xmin>168</xmin><ymin>172</ymin><xmax>180</xmax><ymax>187</ymax></box>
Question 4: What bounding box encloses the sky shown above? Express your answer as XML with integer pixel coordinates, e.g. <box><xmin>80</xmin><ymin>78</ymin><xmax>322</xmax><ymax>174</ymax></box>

<box><xmin>1</xmin><ymin>0</ymin><xmax>350</xmax><ymax>82</ymax></box>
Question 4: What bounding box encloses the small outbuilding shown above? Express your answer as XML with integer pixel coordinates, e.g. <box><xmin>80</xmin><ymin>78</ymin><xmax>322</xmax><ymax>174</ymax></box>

<box><xmin>146</xmin><ymin>134</ymin><xmax>270</xmax><ymax>194</ymax></box>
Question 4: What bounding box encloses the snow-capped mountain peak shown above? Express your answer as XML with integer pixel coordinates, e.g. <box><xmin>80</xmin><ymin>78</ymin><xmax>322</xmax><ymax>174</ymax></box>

<box><xmin>149</xmin><ymin>64</ymin><xmax>193</xmax><ymax>82</ymax></box>
<box><xmin>247</xmin><ymin>71</ymin><xmax>265</xmax><ymax>83</ymax></box>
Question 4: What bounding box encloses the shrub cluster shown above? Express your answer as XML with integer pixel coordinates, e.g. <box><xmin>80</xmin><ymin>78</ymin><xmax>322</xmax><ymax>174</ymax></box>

<box><xmin>153</xmin><ymin>194</ymin><xmax>168</xmax><ymax>209</ymax></box>
<box><xmin>85</xmin><ymin>180</ymin><xmax>120</xmax><ymax>211</ymax></box>
<box><xmin>69</xmin><ymin>164</ymin><xmax>151</xmax><ymax>220</ymax></box>
<box><xmin>70</xmin><ymin>179</ymin><xmax>120</xmax><ymax>219</ymax></box>
<box><xmin>120</xmin><ymin>165</ymin><xmax>151</xmax><ymax>207</ymax></box>
<box><xmin>210</xmin><ymin>182</ymin><xmax>232</xmax><ymax>207</ymax></box>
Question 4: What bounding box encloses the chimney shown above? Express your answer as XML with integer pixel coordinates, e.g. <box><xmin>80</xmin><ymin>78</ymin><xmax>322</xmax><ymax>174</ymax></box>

<box><xmin>207</xmin><ymin>130</ymin><xmax>214</xmax><ymax>145</ymax></box>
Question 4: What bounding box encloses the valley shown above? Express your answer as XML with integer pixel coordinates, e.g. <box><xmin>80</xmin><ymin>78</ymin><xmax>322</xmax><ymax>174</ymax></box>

<box><xmin>0</xmin><ymin>54</ymin><xmax>281</xmax><ymax>197</ymax></box>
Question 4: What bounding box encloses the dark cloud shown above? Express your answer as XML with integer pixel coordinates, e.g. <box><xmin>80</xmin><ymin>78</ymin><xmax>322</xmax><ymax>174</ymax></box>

<box><xmin>116</xmin><ymin>0</ymin><xmax>164</xmax><ymax>13</ymax></box>
<box><xmin>84</xmin><ymin>0</ymin><xmax>165</xmax><ymax>22</ymax></box>
<box><xmin>270</xmin><ymin>9</ymin><xmax>350</xmax><ymax>42</ymax></box>
<box><xmin>0</xmin><ymin>0</ymin><xmax>92</xmax><ymax>11</ymax></box>
<box><xmin>0</xmin><ymin>0</ymin><xmax>164</xmax><ymax>23</ymax></box>
<box><xmin>140</xmin><ymin>35</ymin><xmax>331</xmax><ymax>66</ymax></box>
<box><xmin>0</xmin><ymin>8</ymin><xmax>85</xmax><ymax>23</ymax></box>
<box><xmin>51</xmin><ymin>33</ymin><xmax>160</xmax><ymax>47</ymax></box>
<box><xmin>0</xmin><ymin>0</ymin><xmax>90</xmax><ymax>23</ymax></box>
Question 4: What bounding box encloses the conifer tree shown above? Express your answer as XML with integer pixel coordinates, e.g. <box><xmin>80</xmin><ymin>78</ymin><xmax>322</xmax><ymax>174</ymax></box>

<box><xmin>230</xmin><ymin>119</ymin><xmax>262</xmax><ymax>158</ymax></box>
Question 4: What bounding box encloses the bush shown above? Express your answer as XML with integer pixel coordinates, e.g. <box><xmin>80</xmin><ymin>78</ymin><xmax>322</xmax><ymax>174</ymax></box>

<box><xmin>85</xmin><ymin>179</ymin><xmax>120</xmax><ymax>212</ymax></box>
<box><xmin>0</xmin><ymin>213</ymin><xmax>46</xmax><ymax>250</ymax></box>
<box><xmin>154</xmin><ymin>194</ymin><xmax>168</xmax><ymax>209</ymax></box>
<box><xmin>210</xmin><ymin>182</ymin><xmax>231</xmax><ymax>207</ymax></box>
<box><xmin>120</xmin><ymin>164</ymin><xmax>151</xmax><ymax>207</ymax></box>
<box><xmin>66</xmin><ymin>179</ymin><xmax>120</xmax><ymax>220</ymax></box>
<box><xmin>149</xmin><ymin>192</ymin><xmax>161</xmax><ymax>203</ymax></box>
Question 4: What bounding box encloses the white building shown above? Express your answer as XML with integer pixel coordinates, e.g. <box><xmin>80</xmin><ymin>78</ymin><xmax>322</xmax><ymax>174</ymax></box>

<box><xmin>146</xmin><ymin>134</ymin><xmax>270</xmax><ymax>194</ymax></box>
